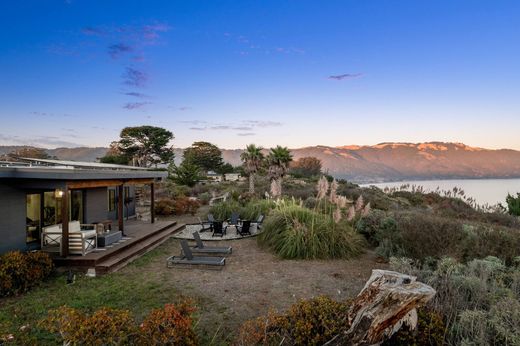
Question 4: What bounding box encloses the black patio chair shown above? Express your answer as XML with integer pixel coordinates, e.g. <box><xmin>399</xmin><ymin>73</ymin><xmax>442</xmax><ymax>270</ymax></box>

<box><xmin>226</xmin><ymin>212</ymin><xmax>240</xmax><ymax>230</ymax></box>
<box><xmin>197</xmin><ymin>217</ymin><xmax>213</xmax><ymax>232</ymax></box>
<box><xmin>212</xmin><ymin>221</ymin><xmax>225</xmax><ymax>237</ymax></box>
<box><xmin>236</xmin><ymin>220</ymin><xmax>252</xmax><ymax>236</ymax></box>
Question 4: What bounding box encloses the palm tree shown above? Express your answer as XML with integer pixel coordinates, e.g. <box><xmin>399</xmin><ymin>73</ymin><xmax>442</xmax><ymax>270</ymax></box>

<box><xmin>240</xmin><ymin>144</ymin><xmax>265</xmax><ymax>194</ymax></box>
<box><xmin>267</xmin><ymin>146</ymin><xmax>293</xmax><ymax>198</ymax></box>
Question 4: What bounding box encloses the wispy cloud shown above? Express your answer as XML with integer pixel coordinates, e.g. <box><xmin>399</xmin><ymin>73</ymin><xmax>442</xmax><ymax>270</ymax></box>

<box><xmin>185</xmin><ymin>120</ymin><xmax>282</xmax><ymax>132</ymax></box>
<box><xmin>30</xmin><ymin>111</ymin><xmax>72</xmax><ymax>118</ymax></box>
<box><xmin>328</xmin><ymin>73</ymin><xmax>363</xmax><ymax>81</ymax></box>
<box><xmin>81</xmin><ymin>26</ymin><xmax>106</xmax><ymax>36</ymax></box>
<box><xmin>124</xmin><ymin>91</ymin><xmax>149</xmax><ymax>98</ymax></box>
<box><xmin>108</xmin><ymin>43</ymin><xmax>133</xmax><ymax>59</ymax></box>
<box><xmin>122</xmin><ymin>67</ymin><xmax>148</xmax><ymax>87</ymax></box>
<box><xmin>0</xmin><ymin>134</ymin><xmax>84</xmax><ymax>148</ymax></box>
<box><xmin>237</xmin><ymin>132</ymin><xmax>256</xmax><ymax>136</ymax></box>
<box><xmin>122</xmin><ymin>102</ymin><xmax>151</xmax><ymax>110</ymax></box>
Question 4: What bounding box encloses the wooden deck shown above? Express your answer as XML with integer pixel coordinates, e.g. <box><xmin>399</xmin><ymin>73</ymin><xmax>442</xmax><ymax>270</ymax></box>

<box><xmin>52</xmin><ymin>220</ymin><xmax>184</xmax><ymax>274</ymax></box>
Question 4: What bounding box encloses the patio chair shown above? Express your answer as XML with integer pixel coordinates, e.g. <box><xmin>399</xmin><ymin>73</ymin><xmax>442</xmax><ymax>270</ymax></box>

<box><xmin>212</xmin><ymin>221</ymin><xmax>226</xmax><ymax>237</ymax></box>
<box><xmin>207</xmin><ymin>213</ymin><xmax>216</xmax><ymax>223</ymax></box>
<box><xmin>197</xmin><ymin>217</ymin><xmax>213</xmax><ymax>232</ymax></box>
<box><xmin>166</xmin><ymin>240</ymin><xmax>225</xmax><ymax>269</ymax></box>
<box><xmin>253</xmin><ymin>214</ymin><xmax>265</xmax><ymax>230</ymax></box>
<box><xmin>226</xmin><ymin>211</ymin><xmax>240</xmax><ymax>231</ymax></box>
<box><xmin>236</xmin><ymin>220</ymin><xmax>252</xmax><ymax>236</ymax></box>
<box><xmin>190</xmin><ymin>232</ymin><xmax>232</xmax><ymax>255</ymax></box>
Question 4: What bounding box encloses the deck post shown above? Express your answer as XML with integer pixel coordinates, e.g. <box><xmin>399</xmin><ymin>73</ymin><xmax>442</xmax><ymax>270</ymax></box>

<box><xmin>118</xmin><ymin>184</ymin><xmax>124</xmax><ymax>234</ymax></box>
<box><xmin>150</xmin><ymin>182</ymin><xmax>155</xmax><ymax>224</ymax></box>
<box><xmin>61</xmin><ymin>186</ymin><xmax>69</xmax><ymax>257</ymax></box>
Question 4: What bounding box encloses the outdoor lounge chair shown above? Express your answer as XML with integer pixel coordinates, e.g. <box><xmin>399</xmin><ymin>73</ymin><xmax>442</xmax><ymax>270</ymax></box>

<box><xmin>190</xmin><ymin>232</ymin><xmax>232</xmax><ymax>255</ymax></box>
<box><xmin>166</xmin><ymin>240</ymin><xmax>225</xmax><ymax>270</ymax></box>
<box><xmin>236</xmin><ymin>220</ymin><xmax>252</xmax><ymax>236</ymax></box>
<box><xmin>212</xmin><ymin>221</ymin><xmax>226</xmax><ymax>237</ymax></box>
<box><xmin>41</xmin><ymin>221</ymin><xmax>97</xmax><ymax>256</ymax></box>
<box><xmin>197</xmin><ymin>217</ymin><xmax>213</xmax><ymax>232</ymax></box>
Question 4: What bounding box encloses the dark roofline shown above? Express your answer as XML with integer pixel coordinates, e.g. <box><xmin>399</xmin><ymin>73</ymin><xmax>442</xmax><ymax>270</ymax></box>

<box><xmin>0</xmin><ymin>166</ymin><xmax>167</xmax><ymax>181</ymax></box>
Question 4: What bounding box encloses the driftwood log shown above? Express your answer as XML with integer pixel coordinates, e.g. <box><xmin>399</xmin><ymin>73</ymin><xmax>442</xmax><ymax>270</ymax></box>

<box><xmin>326</xmin><ymin>269</ymin><xmax>436</xmax><ymax>346</ymax></box>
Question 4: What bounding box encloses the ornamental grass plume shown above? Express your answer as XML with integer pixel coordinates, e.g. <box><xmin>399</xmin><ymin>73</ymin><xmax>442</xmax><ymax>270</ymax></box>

<box><xmin>316</xmin><ymin>176</ymin><xmax>329</xmax><ymax>200</ymax></box>
<box><xmin>362</xmin><ymin>202</ymin><xmax>371</xmax><ymax>217</ymax></box>
<box><xmin>355</xmin><ymin>195</ymin><xmax>364</xmax><ymax>211</ymax></box>
<box><xmin>329</xmin><ymin>179</ymin><xmax>338</xmax><ymax>203</ymax></box>
<box><xmin>347</xmin><ymin>206</ymin><xmax>356</xmax><ymax>221</ymax></box>
<box><xmin>336</xmin><ymin>195</ymin><xmax>349</xmax><ymax>209</ymax></box>
<box><xmin>270</xmin><ymin>179</ymin><xmax>281</xmax><ymax>198</ymax></box>
<box><xmin>333</xmin><ymin>206</ymin><xmax>342</xmax><ymax>223</ymax></box>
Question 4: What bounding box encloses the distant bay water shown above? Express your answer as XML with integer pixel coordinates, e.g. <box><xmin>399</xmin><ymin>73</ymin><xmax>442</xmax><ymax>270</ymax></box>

<box><xmin>362</xmin><ymin>178</ymin><xmax>520</xmax><ymax>206</ymax></box>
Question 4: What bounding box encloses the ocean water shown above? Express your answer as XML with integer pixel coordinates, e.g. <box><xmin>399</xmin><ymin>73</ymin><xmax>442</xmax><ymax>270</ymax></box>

<box><xmin>362</xmin><ymin>178</ymin><xmax>520</xmax><ymax>207</ymax></box>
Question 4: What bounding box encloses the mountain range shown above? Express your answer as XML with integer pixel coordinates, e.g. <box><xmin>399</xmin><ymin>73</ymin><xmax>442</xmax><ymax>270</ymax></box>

<box><xmin>2</xmin><ymin>142</ymin><xmax>520</xmax><ymax>183</ymax></box>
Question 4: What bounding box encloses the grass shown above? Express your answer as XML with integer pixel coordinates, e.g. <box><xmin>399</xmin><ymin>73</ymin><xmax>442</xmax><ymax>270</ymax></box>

<box><xmin>0</xmin><ymin>238</ymin><xmax>217</xmax><ymax>345</ymax></box>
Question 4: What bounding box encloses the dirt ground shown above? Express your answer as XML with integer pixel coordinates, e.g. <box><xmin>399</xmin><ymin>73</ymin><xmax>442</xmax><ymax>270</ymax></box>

<box><xmin>121</xmin><ymin>211</ymin><xmax>387</xmax><ymax>340</ymax></box>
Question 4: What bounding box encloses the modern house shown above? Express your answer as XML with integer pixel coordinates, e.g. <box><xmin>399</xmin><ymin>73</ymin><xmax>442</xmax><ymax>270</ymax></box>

<box><xmin>0</xmin><ymin>158</ymin><xmax>167</xmax><ymax>256</ymax></box>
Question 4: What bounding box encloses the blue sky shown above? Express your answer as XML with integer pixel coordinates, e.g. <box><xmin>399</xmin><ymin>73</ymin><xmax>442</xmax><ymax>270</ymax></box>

<box><xmin>1</xmin><ymin>1</ymin><xmax>519</xmax><ymax>149</ymax></box>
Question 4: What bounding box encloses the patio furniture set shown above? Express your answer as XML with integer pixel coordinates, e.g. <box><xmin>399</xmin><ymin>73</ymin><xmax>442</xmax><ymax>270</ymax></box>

<box><xmin>197</xmin><ymin>213</ymin><xmax>265</xmax><ymax>237</ymax></box>
<box><xmin>41</xmin><ymin>220</ymin><xmax>123</xmax><ymax>256</ymax></box>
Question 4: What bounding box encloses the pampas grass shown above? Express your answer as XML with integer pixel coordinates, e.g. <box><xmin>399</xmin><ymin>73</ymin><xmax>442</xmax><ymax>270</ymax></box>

<box><xmin>258</xmin><ymin>199</ymin><xmax>365</xmax><ymax>259</ymax></box>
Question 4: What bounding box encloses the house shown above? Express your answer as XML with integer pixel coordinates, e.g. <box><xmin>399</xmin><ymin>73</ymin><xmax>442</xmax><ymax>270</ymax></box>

<box><xmin>224</xmin><ymin>173</ymin><xmax>240</xmax><ymax>182</ymax></box>
<box><xmin>0</xmin><ymin>158</ymin><xmax>167</xmax><ymax>255</ymax></box>
<box><xmin>205</xmin><ymin>170</ymin><xmax>223</xmax><ymax>183</ymax></box>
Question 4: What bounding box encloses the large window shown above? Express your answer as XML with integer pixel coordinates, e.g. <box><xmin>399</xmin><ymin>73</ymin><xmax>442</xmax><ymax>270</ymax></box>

<box><xmin>26</xmin><ymin>194</ymin><xmax>41</xmax><ymax>243</ymax></box>
<box><xmin>108</xmin><ymin>189</ymin><xmax>116</xmax><ymax>211</ymax></box>
<box><xmin>70</xmin><ymin>190</ymin><xmax>83</xmax><ymax>222</ymax></box>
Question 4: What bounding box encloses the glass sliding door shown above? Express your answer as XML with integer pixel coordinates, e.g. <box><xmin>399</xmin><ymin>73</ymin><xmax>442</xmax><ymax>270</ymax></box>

<box><xmin>43</xmin><ymin>191</ymin><xmax>61</xmax><ymax>226</ymax></box>
<box><xmin>70</xmin><ymin>190</ymin><xmax>84</xmax><ymax>222</ymax></box>
<box><xmin>26</xmin><ymin>194</ymin><xmax>41</xmax><ymax>243</ymax></box>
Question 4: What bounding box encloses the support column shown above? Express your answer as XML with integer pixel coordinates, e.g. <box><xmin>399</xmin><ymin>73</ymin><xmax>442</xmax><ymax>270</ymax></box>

<box><xmin>150</xmin><ymin>182</ymin><xmax>155</xmax><ymax>224</ymax></box>
<box><xmin>61</xmin><ymin>186</ymin><xmax>69</xmax><ymax>257</ymax></box>
<box><xmin>118</xmin><ymin>184</ymin><xmax>125</xmax><ymax>235</ymax></box>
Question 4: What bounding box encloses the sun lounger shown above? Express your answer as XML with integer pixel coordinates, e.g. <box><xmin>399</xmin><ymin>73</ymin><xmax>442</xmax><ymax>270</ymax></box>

<box><xmin>166</xmin><ymin>240</ymin><xmax>225</xmax><ymax>270</ymax></box>
<box><xmin>190</xmin><ymin>232</ymin><xmax>232</xmax><ymax>255</ymax></box>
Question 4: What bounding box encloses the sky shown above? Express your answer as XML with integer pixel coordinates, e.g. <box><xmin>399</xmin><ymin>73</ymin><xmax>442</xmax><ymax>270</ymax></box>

<box><xmin>1</xmin><ymin>0</ymin><xmax>519</xmax><ymax>150</ymax></box>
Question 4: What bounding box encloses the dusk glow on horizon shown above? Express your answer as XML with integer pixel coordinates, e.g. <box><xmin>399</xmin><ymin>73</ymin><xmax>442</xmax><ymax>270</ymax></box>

<box><xmin>1</xmin><ymin>1</ymin><xmax>519</xmax><ymax>150</ymax></box>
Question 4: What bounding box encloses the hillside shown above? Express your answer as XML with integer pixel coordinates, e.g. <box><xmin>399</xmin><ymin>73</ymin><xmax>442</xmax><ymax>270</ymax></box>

<box><xmin>2</xmin><ymin>142</ymin><xmax>520</xmax><ymax>183</ymax></box>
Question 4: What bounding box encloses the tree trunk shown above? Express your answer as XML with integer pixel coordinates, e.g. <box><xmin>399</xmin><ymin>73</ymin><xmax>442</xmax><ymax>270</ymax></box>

<box><xmin>249</xmin><ymin>173</ymin><xmax>255</xmax><ymax>194</ymax></box>
<box><xmin>326</xmin><ymin>269</ymin><xmax>436</xmax><ymax>346</ymax></box>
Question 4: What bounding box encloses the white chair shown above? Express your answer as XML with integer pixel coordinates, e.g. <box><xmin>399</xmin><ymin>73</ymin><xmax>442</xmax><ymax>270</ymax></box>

<box><xmin>41</xmin><ymin>221</ymin><xmax>97</xmax><ymax>256</ymax></box>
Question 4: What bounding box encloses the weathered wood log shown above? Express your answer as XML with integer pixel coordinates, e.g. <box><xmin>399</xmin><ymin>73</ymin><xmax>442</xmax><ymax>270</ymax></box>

<box><xmin>326</xmin><ymin>269</ymin><xmax>436</xmax><ymax>346</ymax></box>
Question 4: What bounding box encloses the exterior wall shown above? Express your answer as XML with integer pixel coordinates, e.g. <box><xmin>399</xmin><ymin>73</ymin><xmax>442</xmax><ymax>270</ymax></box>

<box><xmin>0</xmin><ymin>182</ymin><xmax>27</xmax><ymax>254</ymax></box>
<box><xmin>84</xmin><ymin>187</ymin><xmax>109</xmax><ymax>223</ymax></box>
<box><xmin>105</xmin><ymin>186</ymin><xmax>136</xmax><ymax>222</ymax></box>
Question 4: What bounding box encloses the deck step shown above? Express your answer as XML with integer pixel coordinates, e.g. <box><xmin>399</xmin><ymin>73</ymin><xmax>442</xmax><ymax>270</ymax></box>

<box><xmin>94</xmin><ymin>223</ymin><xmax>185</xmax><ymax>274</ymax></box>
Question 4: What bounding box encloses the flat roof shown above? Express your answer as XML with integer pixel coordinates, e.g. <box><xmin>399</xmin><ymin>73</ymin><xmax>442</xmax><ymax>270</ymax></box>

<box><xmin>0</xmin><ymin>166</ymin><xmax>167</xmax><ymax>181</ymax></box>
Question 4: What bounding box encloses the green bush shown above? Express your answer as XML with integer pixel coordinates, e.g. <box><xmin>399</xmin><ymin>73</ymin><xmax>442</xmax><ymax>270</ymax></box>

<box><xmin>257</xmin><ymin>200</ymin><xmax>365</xmax><ymax>259</ymax></box>
<box><xmin>239</xmin><ymin>199</ymin><xmax>275</xmax><ymax>220</ymax></box>
<box><xmin>209</xmin><ymin>200</ymin><xmax>241</xmax><ymax>220</ymax></box>
<box><xmin>390</xmin><ymin>256</ymin><xmax>520</xmax><ymax>346</ymax></box>
<box><xmin>0</xmin><ymin>251</ymin><xmax>53</xmax><ymax>297</ymax></box>
<box><xmin>506</xmin><ymin>192</ymin><xmax>520</xmax><ymax>216</ymax></box>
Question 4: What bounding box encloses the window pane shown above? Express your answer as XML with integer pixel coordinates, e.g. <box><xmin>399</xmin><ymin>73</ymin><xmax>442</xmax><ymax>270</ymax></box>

<box><xmin>26</xmin><ymin>194</ymin><xmax>41</xmax><ymax>243</ymax></box>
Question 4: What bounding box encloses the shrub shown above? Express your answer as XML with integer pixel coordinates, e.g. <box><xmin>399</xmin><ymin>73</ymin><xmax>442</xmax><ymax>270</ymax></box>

<box><xmin>174</xmin><ymin>197</ymin><xmax>200</xmax><ymax>215</ymax></box>
<box><xmin>41</xmin><ymin>302</ymin><xmax>198</xmax><ymax>346</ymax></box>
<box><xmin>235</xmin><ymin>296</ymin><xmax>350</xmax><ymax>346</ymax></box>
<box><xmin>506</xmin><ymin>192</ymin><xmax>520</xmax><ymax>216</ymax></box>
<box><xmin>0</xmin><ymin>251</ymin><xmax>53</xmax><ymax>297</ymax></box>
<box><xmin>138</xmin><ymin>302</ymin><xmax>198</xmax><ymax>346</ymax></box>
<box><xmin>257</xmin><ymin>200</ymin><xmax>365</xmax><ymax>259</ymax></box>
<box><xmin>197</xmin><ymin>192</ymin><xmax>211</xmax><ymax>205</ymax></box>
<box><xmin>155</xmin><ymin>199</ymin><xmax>176</xmax><ymax>216</ymax></box>
<box><xmin>390</xmin><ymin>256</ymin><xmax>520</xmax><ymax>346</ymax></box>
<box><xmin>209</xmin><ymin>200</ymin><xmax>242</xmax><ymax>220</ymax></box>
<box><xmin>383</xmin><ymin>308</ymin><xmax>446</xmax><ymax>346</ymax></box>
<box><xmin>40</xmin><ymin>306</ymin><xmax>137</xmax><ymax>345</ymax></box>
<box><xmin>239</xmin><ymin>199</ymin><xmax>275</xmax><ymax>220</ymax></box>
<box><xmin>355</xmin><ymin>209</ymin><xmax>387</xmax><ymax>246</ymax></box>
